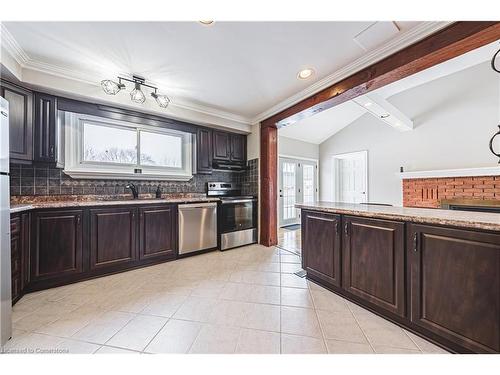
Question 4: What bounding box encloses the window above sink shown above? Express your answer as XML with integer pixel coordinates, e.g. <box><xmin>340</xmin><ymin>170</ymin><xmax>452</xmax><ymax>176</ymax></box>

<box><xmin>63</xmin><ymin>112</ymin><xmax>193</xmax><ymax>181</ymax></box>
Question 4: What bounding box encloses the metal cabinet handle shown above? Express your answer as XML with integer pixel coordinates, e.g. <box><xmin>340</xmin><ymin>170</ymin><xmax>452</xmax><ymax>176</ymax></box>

<box><xmin>413</xmin><ymin>232</ymin><xmax>419</xmax><ymax>252</ymax></box>
<box><xmin>76</xmin><ymin>216</ymin><xmax>81</xmax><ymax>225</ymax></box>
<box><xmin>49</xmin><ymin>145</ymin><xmax>55</xmax><ymax>157</ymax></box>
<box><xmin>335</xmin><ymin>221</ymin><xmax>340</xmax><ymax>234</ymax></box>
<box><xmin>344</xmin><ymin>222</ymin><xmax>349</xmax><ymax>236</ymax></box>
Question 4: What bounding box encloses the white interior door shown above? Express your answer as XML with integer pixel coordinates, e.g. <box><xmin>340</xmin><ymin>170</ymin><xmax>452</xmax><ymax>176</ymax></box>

<box><xmin>279</xmin><ymin>157</ymin><xmax>317</xmax><ymax>227</ymax></box>
<box><xmin>334</xmin><ymin>151</ymin><xmax>367</xmax><ymax>203</ymax></box>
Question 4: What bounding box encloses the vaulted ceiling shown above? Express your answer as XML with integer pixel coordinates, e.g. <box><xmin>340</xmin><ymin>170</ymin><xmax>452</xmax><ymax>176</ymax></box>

<box><xmin>279</xmin><ymin>41</ymin><xmax>500</xmax><ymax>144</ymax></box>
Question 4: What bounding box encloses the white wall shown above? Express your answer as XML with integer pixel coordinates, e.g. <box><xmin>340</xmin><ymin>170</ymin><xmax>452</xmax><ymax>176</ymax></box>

<box><xmin>278</xmin><ymin>135</ymin><xmax>319</xmax><ymax>160</ymax></box>
<box><xmin>247</xmin><ymin>124</ymin><xmax>260</xmax><ymax>161</ymax></box>
<box><xmin>319</xmin><ymin>62</ymin><xmax>500</xmax><ymax>206</ymax></box>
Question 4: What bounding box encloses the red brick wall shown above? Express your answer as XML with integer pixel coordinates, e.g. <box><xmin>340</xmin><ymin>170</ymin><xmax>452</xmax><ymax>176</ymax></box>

<box><xmin>402</xmin><ymin>176</ymin><xmax>500</xmax><ymax>208</ymax></box>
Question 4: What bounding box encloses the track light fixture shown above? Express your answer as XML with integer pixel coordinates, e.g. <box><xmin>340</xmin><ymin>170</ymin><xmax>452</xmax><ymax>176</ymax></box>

<box><xmin>100</xmin><ymin>75</ymin><xmax>170</xmax><ymax>109</ymax></box>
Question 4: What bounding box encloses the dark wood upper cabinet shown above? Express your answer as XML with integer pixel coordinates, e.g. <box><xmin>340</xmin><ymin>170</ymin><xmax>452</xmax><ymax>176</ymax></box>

<box><xmin>139</xmin><ymin>205</ymin><xmax>176</xmax><ymax>260</ymax></box>
<box><xmin>196</xmin><ymin>128</ymin><xmax>213</xmax><ymax>174</ymax></box>
<box><xmin>212</xmin><ymin>130</ymin><xmax>246</xmax><ymax>164</ymax></box>
<box><xmin>342</xmin><ymin>216</ymin><xmax>405</xmax><ymax>317</ymax></box>
<box><xmin>33</xmin><ymin>92</ymin><xmax>58</xmax><ymax>163</ymax></box>
<box><xmin>302</xmin><ymin>210</ymin><xmax>341</xmax><ymax>287</ymax></box>
<box><xmin>408</xmin><ymin>224</ymin><xmax>500</xmax><ymax>353</ymax></box>
<box><xmin>230</xmin><ymin>134</ymin><xmax>245</xmax><ymax>162</ymax></box>
<box><xmin>31</xmin><ymin>209</ymin><xmax>83</xmax><ymax>282</ymax></box>
<box><xmin>213</xmin><ymin>131</ymin><xmax>231</xmax><ymax>161</ymax></box>
<box><xmin>89</xmin><ymin>207</ymin><xmax>138</xmax><ymax>271</ymax></box>
<box><xmin>0</xmin><ymin>81</ymin><xmax>33</xmax><ymax>163</ymax></box>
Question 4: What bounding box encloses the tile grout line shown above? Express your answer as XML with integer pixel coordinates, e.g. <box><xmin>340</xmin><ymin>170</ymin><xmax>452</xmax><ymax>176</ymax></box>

<box><xmin>306</xmin><ymin>277</ymin><xmax>330</xmax><ymax>353</ymax></box>
<box><xmin>140</xmin><ymin>318</ymin><xmax>171</xmax><ymax>354</ymax></box>
<box><xmin>346</xmin><ymin>302</ymin><xmax>377</xmax><ymax>353</ymax></box>
<box><xmin>402</xmin><ymin>329</ymin><xmax>425</xmax><ymax>353</ymax></box>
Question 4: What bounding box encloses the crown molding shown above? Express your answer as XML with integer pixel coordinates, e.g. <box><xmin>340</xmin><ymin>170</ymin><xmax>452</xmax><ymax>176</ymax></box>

<box><xmin>251</xmin><ymin>21</ymin><xmax>453</xmax><ymax>124</ymax></box>
<box><xmin>1</xmin><ymin>23</ymin><xmax>30</xmax><ymax>65</ymax></box>
<box><xmin>2</xmin><ymin>21</ymin><xmax>453</xmax><ymax>128</ymax></box>
<box><xmin>1</xmin><ymin>23</ymin><xmax>254</xmax><ymax>126</ymax></box>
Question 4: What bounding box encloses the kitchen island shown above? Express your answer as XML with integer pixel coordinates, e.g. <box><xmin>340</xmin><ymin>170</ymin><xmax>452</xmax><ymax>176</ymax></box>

<box><xmin>296</xmin><ymin>201</ymin><xmax>500</xmax><ymax>354</ymax></box>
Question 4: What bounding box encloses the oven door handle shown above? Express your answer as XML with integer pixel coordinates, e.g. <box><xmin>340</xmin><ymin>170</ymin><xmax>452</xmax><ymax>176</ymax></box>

<box><xmin>221</xmin><ymin>199</ymin><xmax>257</xmax><ymax>204</ymax></box>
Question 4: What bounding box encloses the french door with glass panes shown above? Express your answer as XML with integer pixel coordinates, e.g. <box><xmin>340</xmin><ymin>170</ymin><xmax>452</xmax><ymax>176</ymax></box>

<box><xmin>278</xmin><ymin>157</ymin><xmax>318</xmax><ymax>227</ymax></box>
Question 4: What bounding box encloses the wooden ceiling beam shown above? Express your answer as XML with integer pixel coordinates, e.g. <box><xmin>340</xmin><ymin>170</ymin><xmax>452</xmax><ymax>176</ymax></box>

<box><xmin>261</xmin><ymin>21</ymin><xmax>500</xmax><ymax>129</ymax></box>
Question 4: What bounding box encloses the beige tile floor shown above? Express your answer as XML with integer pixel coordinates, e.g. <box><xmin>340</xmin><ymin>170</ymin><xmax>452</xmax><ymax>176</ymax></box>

<box><xmin>2</xmin><ymin>244</ymin><xmax>448</xmax><ymax>354</ymax></box>
<box><xmin>278</xmin><ymin>227</ymin><xmax>302</xmax><ymax>255</ymax></box>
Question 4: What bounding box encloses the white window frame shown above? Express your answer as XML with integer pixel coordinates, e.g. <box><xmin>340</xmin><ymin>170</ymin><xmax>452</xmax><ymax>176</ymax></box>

<box><xmin>63</xmin><ymin>112</ymin><xmax>193</xmax><ymax>181</ymax></box>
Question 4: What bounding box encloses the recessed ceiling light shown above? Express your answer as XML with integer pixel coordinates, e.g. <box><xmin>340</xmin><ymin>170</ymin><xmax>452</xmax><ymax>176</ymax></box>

<box><xmin>199</xmin><ymin>20</ymin><xmax>214</xmax><ymax>26</ymax></box>
<box><xmin>297</xmin><ymin>68</ymin><xmax>314</xmax><ymax>80</ymax></box>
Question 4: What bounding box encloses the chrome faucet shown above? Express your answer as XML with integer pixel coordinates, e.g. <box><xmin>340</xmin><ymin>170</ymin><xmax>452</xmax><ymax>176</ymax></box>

<box><xmin>125</xmin><ymin>183</ymin><xmax>139</xmax><ymax>199</ymax></box>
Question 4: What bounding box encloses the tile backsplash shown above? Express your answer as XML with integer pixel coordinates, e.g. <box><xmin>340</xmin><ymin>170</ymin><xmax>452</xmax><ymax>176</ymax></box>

<box><xmin>241</xmin><ymin>158</ymin><xmax>258</xmax><ymax>196</ymax></box>
<box><xmin>10</xmin><ymin>158</ymin><xmax>259</xmax><ymax>197</ymax></box>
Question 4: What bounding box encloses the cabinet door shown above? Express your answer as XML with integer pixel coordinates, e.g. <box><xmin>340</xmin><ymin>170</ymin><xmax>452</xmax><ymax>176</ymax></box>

<box><xmin>343</xmin><ymin>216</ymin><xmax>405</xmax><ymax>317</ymax></box>
<box><xmin>139</xmin><ymin>205</ymin><xmax>176</xmax><ymax>260</ymax></box>
<box><xmin>31</xmin><ymin>210</ymin><xmax>83</xmax><ymax>281</ymax></box>
<box><xmin>302</xmin><ymin>211</ymin><xmax>341</xmax><ymax>287</ymax></box>
<box><xmin>89</xmin><ymin>207</ymin><xmax>138</xmax><ymax>271</ymax></box>
<box><xmin>20</xmin><ymin>212</ymin><xmax>30</xmax><ymax>289</ymax></box>
<box><xmin>213</xmin><ymin>131</ymin><xmax>230</xmax><ymax>161</ymax></box>
<box><xmin>409</xmin><ymin>224</ymin><xmax>500</xmax><ymax>353</ymax></box>
<box><xmin>0</xmin><ymin>81</ymin><xmax>33</xmax><ymax>162</ymax></box>
<box><xmin>34</xmin><ymin>92</ymin><xmax>58</xmax><ymax>163</ymax></box>
<box><xmin>196</xmin><ymin>128</ymin><xmax>213</xmax><ymax>174</ymax></box>
<box><xmin>10</xmin><ymin>216</ymin><xmax>22</xmax><ymax>304</ymax></box>
<box><xmin>229</xmin><ymin>134</ymin><xmax>245</xmax><ymax>163</ymax></box>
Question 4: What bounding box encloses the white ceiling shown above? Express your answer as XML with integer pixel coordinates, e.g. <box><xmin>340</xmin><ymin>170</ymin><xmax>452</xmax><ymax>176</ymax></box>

<box><xmin>280</xmin><ymin>40</ymin><xmax>500</xmax><ymax>144</ymax></box>
<box><xmin>279</xmin><ymin>100</ymin><xmax>365</xmax><ymax>143</ymax></box>
<box><xmin>1</xmin><ymin>21</ymin><xmax>430</xmax><ymax>124</ymax></box>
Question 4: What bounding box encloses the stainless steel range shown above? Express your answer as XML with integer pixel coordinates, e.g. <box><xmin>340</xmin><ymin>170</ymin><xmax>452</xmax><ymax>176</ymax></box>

<box><xmin>207</xmin><ymin>182</ymin><xmax>257</xmax><ymax>250</ymax></box>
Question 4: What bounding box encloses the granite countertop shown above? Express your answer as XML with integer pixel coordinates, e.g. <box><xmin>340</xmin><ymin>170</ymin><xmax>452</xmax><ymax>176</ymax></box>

<box><xmin>10</xmin><ymin>194</ymin><xmax>220</xmax><ymax>213</ymax></box>
<box><xmin>295</xmin><ymin>201</ymin><xmax>500</xmax><ymax>232</ymax></box>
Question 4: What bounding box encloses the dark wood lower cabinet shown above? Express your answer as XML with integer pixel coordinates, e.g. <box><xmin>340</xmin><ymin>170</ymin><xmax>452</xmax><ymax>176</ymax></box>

<box><xmin>10</xmin><ymin>215</ymin><xmax>22</xmax><ymax>304</ymax></box>
<box><xmin>31</xmin><ymin>209</ymin><xmax>83</xmax><ymax>283</ymax></box>
<box><xmin>139</xmin><ymin>205</ymin><xmax>176</xmax><ymax>260</ymax></box>
<box><xmin>408</xmin><ymin>224</ymin><xmax>500</xmax><ymax>353</ymax></box>
<box><xmin>301</xmin><ymin>209</ymin><xmax>500</xmax><ymax>353</ymax></box>
<box><xmin>18</xmin><ymin>203</ymin><xmax>179</xmax><ymax>292</ymax></box>
<box><xmin>10</xmin><ymin>213</ymin><xmax>30</xmax><ymax>305</ymax></box>
<box><xmin>301</xmin><ymin>211</ymin><xmax>341</xmax><ymax>287</ymax></box>
<box><xmin>342</xmin><ymin>216</ymin><xmax>405</xmax><ymax>317</ymax></box>
<box><xmin>89</xmin><ymin>207</ymin><xmax>138</xmax><ymax>271</ymax></box>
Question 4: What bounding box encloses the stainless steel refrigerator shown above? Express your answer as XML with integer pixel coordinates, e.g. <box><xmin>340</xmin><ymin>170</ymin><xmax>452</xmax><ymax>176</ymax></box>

<box><xmin>0</xmin><ymin>96</ymin><xmax>12</xmax><ymax>346</ymax></box>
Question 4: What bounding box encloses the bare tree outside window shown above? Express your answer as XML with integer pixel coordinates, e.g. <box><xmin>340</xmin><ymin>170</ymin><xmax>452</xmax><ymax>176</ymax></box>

<box><xmin>140</xmin><ymin>131</ymin><xmax>182</xmax><ymax>168</ymax></box>
<box><xmin>82</xmin><ymin>122</ymin><xmax>183</xmax><ymax>168</ymax></box>
<box><xmin>83</xmin><ymin>123</ymin><xmax>137</xmax><ymax>164</ymax></box>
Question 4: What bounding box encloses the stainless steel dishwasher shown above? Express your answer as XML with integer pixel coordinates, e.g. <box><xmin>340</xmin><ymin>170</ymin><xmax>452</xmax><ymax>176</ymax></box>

<box><xmin>178</xmin><ymin>202</ymin><xmax>218</xmax><ymax>255</ymax></box>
